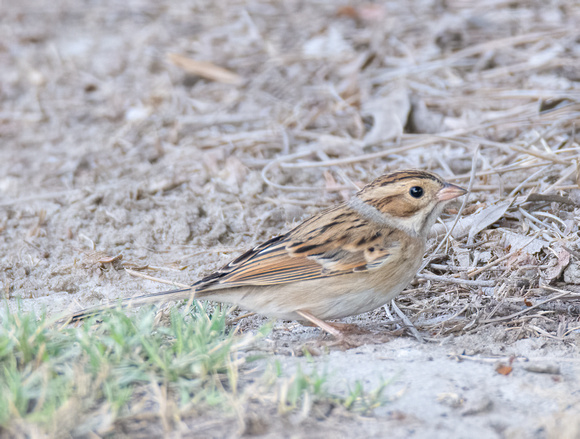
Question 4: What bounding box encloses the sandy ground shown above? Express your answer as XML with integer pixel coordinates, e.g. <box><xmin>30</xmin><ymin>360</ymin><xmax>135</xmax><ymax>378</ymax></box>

<box><xmin>2</xmin><ymin>0</ymin><xmax>580</xmax><ymax>437</ymax></box>
<box><xmin>262</xmin><ymin>333</ymin><xmax>579</xmax><ymax>439</ymax></box>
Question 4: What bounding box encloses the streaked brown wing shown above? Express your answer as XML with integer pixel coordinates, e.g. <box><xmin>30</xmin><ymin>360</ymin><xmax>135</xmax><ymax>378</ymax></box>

<box><xmin>194</xmin><ymin>205</ymin><xmax>400</xmax><ymax>292</ymax></box>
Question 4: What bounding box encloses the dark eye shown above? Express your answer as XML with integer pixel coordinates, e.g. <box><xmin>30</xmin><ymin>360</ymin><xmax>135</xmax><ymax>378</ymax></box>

<box><xmin>409</xmin><ymin>186</ymin><xmax>423</xmax><ymax>198</ymax></box>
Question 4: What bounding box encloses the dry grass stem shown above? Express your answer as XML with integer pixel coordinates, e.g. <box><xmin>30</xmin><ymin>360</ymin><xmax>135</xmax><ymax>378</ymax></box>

<box><xmin>124</xmin><ymin>269</ymin><xmax>191</xmax><ymax>289</ymax></box>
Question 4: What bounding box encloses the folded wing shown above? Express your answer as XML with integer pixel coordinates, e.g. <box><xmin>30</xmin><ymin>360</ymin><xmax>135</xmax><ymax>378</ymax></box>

<box><xmin>194</xmin><ymin>206</ymin><xmax>401</xmax><ymax>292</ymax></box>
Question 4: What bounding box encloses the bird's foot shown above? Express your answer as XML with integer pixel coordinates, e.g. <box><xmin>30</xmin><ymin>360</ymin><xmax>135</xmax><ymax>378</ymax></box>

<box><xmin>295</xmin><ymin>310</ymin><xmax>390</xmax><ymax>350</ymax></box>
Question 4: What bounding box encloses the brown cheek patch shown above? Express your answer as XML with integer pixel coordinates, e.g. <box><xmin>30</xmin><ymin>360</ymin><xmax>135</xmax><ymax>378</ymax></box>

<box><xmin>367</xmin><ymin>195</ymin><xmax>396</xmax><ymax>211</ymax></box>
<box><xmin>369</xmin><ymin>196</ymin><xmax>422</xmax><ymax>217</ymax></box>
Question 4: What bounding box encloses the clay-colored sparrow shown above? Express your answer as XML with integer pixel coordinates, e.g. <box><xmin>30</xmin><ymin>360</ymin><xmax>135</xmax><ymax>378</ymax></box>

<box><xmin>70</xmin><ymin>170</ymin><xmax>466</xmax><ymax>338</ymax></box>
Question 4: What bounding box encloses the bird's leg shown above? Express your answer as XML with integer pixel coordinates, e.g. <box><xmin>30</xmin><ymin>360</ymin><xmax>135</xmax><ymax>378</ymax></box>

<box><xmin>296</xmin><ymin>310</ymin><xmax>344</xmax><ymax>339</ymax></box>
<box><xmin>298</xmin><ymin>319</ymin><xmax>365</xmax><ymax>334</ymax></box>
<box><xmin>296</xmin><ymin>310</ymin><xmax>390</xmax><ymax>350</ymax></box>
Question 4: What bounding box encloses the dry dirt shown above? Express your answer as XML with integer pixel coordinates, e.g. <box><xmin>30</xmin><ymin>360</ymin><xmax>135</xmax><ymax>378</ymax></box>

<box><xmin>2</xmin><ymin>0</ymin><xmax>580</xmax><ymax>437</ymax></box>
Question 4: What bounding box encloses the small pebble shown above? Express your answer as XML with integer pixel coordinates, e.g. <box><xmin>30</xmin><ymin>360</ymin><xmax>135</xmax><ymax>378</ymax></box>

<box><xmin>461</xmin><ymin>396</ymin><xmax>493</xmax><ymax>416</ymax></box>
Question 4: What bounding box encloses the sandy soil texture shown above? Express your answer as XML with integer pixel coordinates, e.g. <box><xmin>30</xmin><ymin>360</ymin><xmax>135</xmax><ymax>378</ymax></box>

<box><xmin>2</xmin><ymin>0</ymin><xmax>580</xmax><ymax>437</ymax></box>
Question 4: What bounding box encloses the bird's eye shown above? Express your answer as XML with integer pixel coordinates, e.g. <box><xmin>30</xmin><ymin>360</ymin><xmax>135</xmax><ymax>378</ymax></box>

<box><xmin>409</xmin><ymin>186</ymin><xmax>423</xmax><ymax>198</ymax></box>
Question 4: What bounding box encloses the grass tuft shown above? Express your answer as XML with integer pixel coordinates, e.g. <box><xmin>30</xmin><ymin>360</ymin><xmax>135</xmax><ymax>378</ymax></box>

<box><xmin>0</xmin><ymin>303</ymin><xmax>257</xmax><ymax>436</ymax></box>
<box><xmin>0</xmin><ymin>303</ymin><xmax>392</xmax><ymax>436</ymax></box>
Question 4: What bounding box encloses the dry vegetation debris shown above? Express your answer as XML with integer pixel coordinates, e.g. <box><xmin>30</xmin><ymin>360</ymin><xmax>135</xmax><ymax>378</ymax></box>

<box><xmin>1</xmin><ymin>0</ymin><xmax>580</xmax><ymax>436</ymax></box>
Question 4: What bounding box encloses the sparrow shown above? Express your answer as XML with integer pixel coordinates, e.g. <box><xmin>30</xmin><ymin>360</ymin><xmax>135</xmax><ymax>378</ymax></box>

<box><xmin>69</xmin><ymin>170</ymin><xmax>466</xmax><ymax>339</ymax></box>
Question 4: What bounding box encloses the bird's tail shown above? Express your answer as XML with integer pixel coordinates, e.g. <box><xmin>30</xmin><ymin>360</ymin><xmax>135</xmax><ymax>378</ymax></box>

<box><xmin>67</xmin><ymin>287</ymin><xmax>195</xmax><ymax>322</ymax></box>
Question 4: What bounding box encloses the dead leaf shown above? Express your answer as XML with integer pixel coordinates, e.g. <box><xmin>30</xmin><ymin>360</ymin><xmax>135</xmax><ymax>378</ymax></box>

<box><xmin>167</xmin><ymin>53</ymin><xmax>243</xmax><ymax>85</ymax></box>
<box><xmin>78</xmin><ymin>250</ymin><xmax>124</xmax><ymax>270</ymax></box>
<box><xmin>453</xmin><ymin>244</ymin><xmax>471</xmax><ymax>269</ymax></box>
<box><xmin>564</xmin><ymin>262</ymin><xmax>580</xmax><ymax>284</ymax></box>
<box><xmin>501</xmin><ymin>230</ymin><xmax>548</xmax><ymax>255</ymax></box>
<box><xmin>317</xmin><ymin>134</ymin><xmax>363</xmax><ymax>156</ymax></box>
<box><xmin>406</xmin><ymin>97</ymin><xmax>445</xmax><ymax>134</ymax></box>
<box><xmin>336</xmin><ymin>4</ymin><xmax>386</xmax><ymax>22</ymax></box>
<box><xmin>438</xmin><ymin>200</ymin><xmax>512</xmax><ymax>242</ymax></box>
<box><xmin>544</xmin><ymin>246</ymin><xmax>571</xmax><ymax>281</ymax></box>
<box><xmin>303</xmin><ymin>26</ymin><xmax>352</xmax><ymax>58</ymax></box>
<box><xmin>466</xmin><ymin>200</ymin><xmax>512</xmax><ymax>245</ymax></box>
<box><xmin>496</xmin><ymin>364</ymin><xmax>513</xmax><ymax>375</ymax></box>
<box><xmin>362</xmin><ymin>87</ymin><xmax>410</xmax><ymax>146</ymax></box>
<box><xmin>336</xmin><ymin>6</ymin><xmax>358</xmax><ymax>19</ymax></box>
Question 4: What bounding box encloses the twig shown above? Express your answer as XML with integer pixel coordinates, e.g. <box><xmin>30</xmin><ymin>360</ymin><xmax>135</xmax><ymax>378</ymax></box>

<box><xmin>390</xmin><ymin>300</ymin><xmax>424</xmax><ymax>343</ymax></box>
<box><xmin>525</xmin><ymin>193</ymin><xmax>578</xmax><ymax>206</ymax></box>
<box><xmin>228</xmin><ymin>312</ymin><xmax>256</xmax><ymax>323</ymax></box>
<box><xmin>508</xmin><ymin>144</ymin><xmax>569</xmax><ymax>165</ymax></box>
<box><xmin>418</xmin><ymin>273</ymin><xmax>495</xmax><ymax>287</ymax></box>
<box><xmin>124</xmin><ymin>268</ymin><xmax>190</xmax><ymax>289</ymax></box>
<box><xmin>479</xmin><ymin>290</ymin><xmax>575</xmax><ymax>324</ymax></box>
<box><xmin>448</xmin><ymin>353</ymin><xmax>529</xmax><ymax>364</ymax></box>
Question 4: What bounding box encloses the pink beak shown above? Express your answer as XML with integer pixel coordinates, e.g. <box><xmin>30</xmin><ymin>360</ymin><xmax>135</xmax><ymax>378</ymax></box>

<box><xmin>437</xmin><ymin>182</ymin><xmax>467</xmax><ymax>201</ymax></box>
